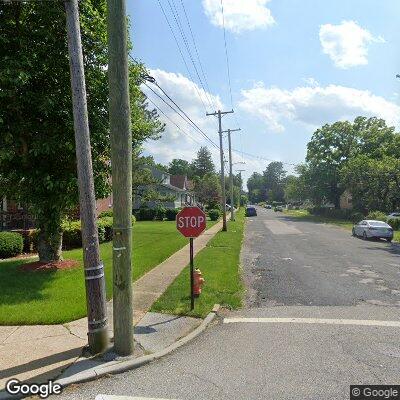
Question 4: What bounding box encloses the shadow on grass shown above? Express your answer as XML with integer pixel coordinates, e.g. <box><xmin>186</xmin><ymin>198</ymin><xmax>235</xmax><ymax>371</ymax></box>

<box><xmin>0</xmin><ymin>259</ymin><xmax>58</xmax><ymax>306</ymax></box>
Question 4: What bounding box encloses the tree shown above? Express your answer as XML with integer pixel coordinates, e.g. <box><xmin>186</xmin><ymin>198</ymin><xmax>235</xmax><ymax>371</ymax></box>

<box><xmin>247</xmin><ymin>172</ymin><xmax>265</xmax><ymax>203</ymax></box>
<box><xmin>168</xmin><ymin>158</ymin><xmax>192</xmax><ymax>177</ymax></box>
<box><xmin>263</xmin><ymin>161</ymin><xmax>286</xmax><ymax>202</ymax></box>
<box><xmin>194</xmin><ymin>173</ymin><xmax>221</xmax><ymax>209</ymax></box>
<box><xmin>191</xmin><ymin>146</ymin><xmax>215</xmax><ymax>178</ymax></box>
<box><xmin>305</xmin><ymin>117</ymin><xmax>397</xmax><ymax>208</ymax></box>
<box><xmin>0</xmin><ymin>2</ymin><xmax>163</xmax><ymax>261</ymax></box>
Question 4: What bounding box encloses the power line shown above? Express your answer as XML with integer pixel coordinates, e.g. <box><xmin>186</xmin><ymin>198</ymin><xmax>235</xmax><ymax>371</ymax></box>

<box><xmin>156</xmin><ymin>0</ymin><xmax>208</xmax><ymax>114</ymax></box>
<box><xmin>178</xmin><ymin>0</ymin><xmax>216</xmax><ymax>110</ymax></box>
<box><xmin>231</xmin><ymin>148</ymin><xmax>298</xmax><ymax>167</ymax></box>
<box><xmin>220</xmin><ymin>0</ymin><xmax>234</xmax><ymax>108</ymax></box>
<box><xmin>167</xmin><ymin>0</ymin><xmax>214</xmax><ymax>110</ymax></box>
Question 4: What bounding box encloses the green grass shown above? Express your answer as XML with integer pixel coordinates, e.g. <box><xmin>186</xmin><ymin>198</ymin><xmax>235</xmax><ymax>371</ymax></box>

<box><xmin>0</xmin><ymin>219</ymin><xmax>216</xmax><ymax>325</ymax></box>
<box><xmin>283</xmin><ymin>209</ymin><xmax>354</xmax><ymax>230</ymax></box>
<box><xmin>151</xmin><ymin>209</ymin><xmax>245</xmax><ymax>318</ymax></box>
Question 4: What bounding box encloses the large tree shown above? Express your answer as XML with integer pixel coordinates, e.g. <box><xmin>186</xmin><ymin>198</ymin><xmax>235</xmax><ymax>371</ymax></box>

<box><xmin>263</xmin><ymin>161</ymin><xmax>286</xmax><ymax>202</ymax></box>
<box><xmin>168</xmin><ymin>158</ymin><xmax>192</xmax><ymax>177</ymax></box>
<box><xmin>191</xmin><ymin>146</ymin><xmax>215</xmax><ymax>178</ymax></box>
<box><xmin>0</xmin><ymin>2</ymin><xmax>163</xmax><ymax>261</ymax></box>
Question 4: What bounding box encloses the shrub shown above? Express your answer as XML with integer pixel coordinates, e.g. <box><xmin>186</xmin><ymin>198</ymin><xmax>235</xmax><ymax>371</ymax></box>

<box><xmin>97</xmin><ymin>217</ymin><xmax>112</xmax><ymax>242</ymax></box>
<box><xmin>62</xmin><ymin>220</ymin><xmax>82</xmax><ymax>249</ymax></box>
<box><xmin>98</xmin><ymin>210</ymin><xmax>113</xmax><ymax>218</ymax></box>
<box><xmin>154</xmin><ymin>206</ymin><xmax>166</xmax><ymax>221</ymax></box>
<box><xmin>135</xmin><ymin>208</ymin><xmax>157</xmax><ymax>221</ymax></box>
<box><xmin>165</xmin><ymin>208</ymin><xmax>180</xmax><ymax>221</ymax></box>
<box><xmin>208</xmin><ymin>209</ymin><xmax>221</xmax><ymax>221</ymax></box>
<box><xmin>350</xmin><ymin>212</ymin><xmax>364</xmax><ymax>224</ymax></box>
<box><xmin>0</xmin><ymin>232</ymin><xmax>24</xmax><ymax>259</ymax></box>
<box><xmin>387</xmin><ymin>217</ymin><xmax>400</xmax><ymax>230</ymax></box>
<box><xmin>366</xmin><ymin>211</ymin><xmax>387</xmax><ymax>222</ymax></box>
<box><xmin>308</xmin><ymin>207</ymin><xmax>352</xmax><ymax>220</ymax></box>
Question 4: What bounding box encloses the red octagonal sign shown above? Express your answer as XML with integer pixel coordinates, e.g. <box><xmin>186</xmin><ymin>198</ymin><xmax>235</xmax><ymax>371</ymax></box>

<box><xmin>176</xmin><ymin>206</ymin><xmax>206</xmax><ymax>238</ymax></box>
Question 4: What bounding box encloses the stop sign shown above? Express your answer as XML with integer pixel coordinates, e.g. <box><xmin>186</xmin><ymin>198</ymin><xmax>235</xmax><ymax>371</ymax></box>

<box><xmin>176</xmin><ymin>207</ymin><xmax>206</xmax><ymax>238</ymax></box>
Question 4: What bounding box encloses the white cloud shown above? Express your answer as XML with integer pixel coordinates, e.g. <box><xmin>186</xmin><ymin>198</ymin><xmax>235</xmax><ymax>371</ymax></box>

<box><xmin>202</xmin><ymin>0</ymin><xmax>275</xmax><ymax>33</ymax></box>
<box><xmin>319</xmin><ymin>20</ymin><xmax>384</xmax><ymax>69</ymax></box>
<box><xmin>239</xmin><ymin>83</ymin><xmax>400</xmax><ymax>132</ymax></box>
<box><xmin>141</xmin><ymin>69</ymin><xmax>223</xmax><ymax>167</ymax></box>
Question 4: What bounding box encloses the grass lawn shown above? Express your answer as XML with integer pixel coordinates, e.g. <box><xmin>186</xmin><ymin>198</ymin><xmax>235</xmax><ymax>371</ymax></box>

<box><xmin>284</xmin><ymin>209</ymin><xmax>400</xmax><ymax>242</ymax></box>
<box><xmin>151</xmin><ymin>209</ymin><xmax>245</xmax><ymax>318</ymax></box>
<box><xmin>0</xmin><ymin>219</ymin><xmax>216</xmax><ymax>325</ymax></box>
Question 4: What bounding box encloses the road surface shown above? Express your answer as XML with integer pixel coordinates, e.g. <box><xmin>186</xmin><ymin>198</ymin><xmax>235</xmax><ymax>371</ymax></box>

<box><xmin>54</xmin><ymin>207</ymin><xmax>400</xmax><ymax>400</ymax></box>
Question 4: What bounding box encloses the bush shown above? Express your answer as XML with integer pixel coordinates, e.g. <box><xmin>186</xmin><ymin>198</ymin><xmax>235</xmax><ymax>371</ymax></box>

<box><xmin>208</xmin><ymin>209</ymin><xmax>221</xmax><ymax>221</ymax></box>
<box><xmin>387</xmin><ymin>217</ymin><xmax>400</xmax><ymax>230</ymax></box>
<box><xmin>62</xmin><ymin>220</ymin><xmax>82</xmax><ymax>249</ymax></box>
<box><xmin>366</xmin><ymin>211</ymin><xmax>387</xmax><ymax>222</ymax></box>
<box><xmin>97</xmin><ymin>217</ymin><xmax>113</xmax><ymax>242</ymax></box>
<box><xmin>135</xmin><ymin>208</ymin><xmax>157</xmax><ymax>221</ymax></box>
<box><xmin>350</xmin><ymin>212</ymin><xmax>364</xmax><ymax>224</ymax></box>
<box><xmin>154</xmin><ymin>206</ymin><xmax>166</xmax><ymax>221</ymax></box>
<box><xmin>0</xmin><ymin>232</ymin><xmax>24</xmax><ymax>259</ymax></box>
<box><xmin>165</xmin><ymin>208</ymin><xmax>180</xmax><ymax>221</ymax></box>
<box><xmin>308</xmin><ymin>207</ymin><xmax>352</xmax><ymax>220</ymax></box>
<box><xmin>98</xmin><ymin>210</ymin><xmax>113</xmax><ymax>218</ymax></box>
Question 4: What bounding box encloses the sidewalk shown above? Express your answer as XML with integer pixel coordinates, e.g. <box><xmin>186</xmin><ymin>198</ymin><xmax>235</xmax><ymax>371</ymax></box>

<box><xmin>0</xmin><ymin>220</ymin><xmax>222</xmax><ymax>392</ymax></box>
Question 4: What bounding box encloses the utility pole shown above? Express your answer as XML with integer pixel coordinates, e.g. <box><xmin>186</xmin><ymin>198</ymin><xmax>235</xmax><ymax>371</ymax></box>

<box><xmin>221</xmin><ymin>128</ymin><xmax>241</xmax><ymax>221</ymax></box>
<box><xmin>206</xmin><ymin>110</ymin><xmax>233</xmax><ymax>231</ymax></box>
<box><xmin>65</xmin><ymin>0</ymin><xmax>108</xmax><ymax>354</ymax></box>
<box><xmin>107</xmin><ymin>0</ymin><xmax>134</xmax><ymax>356</ymax></box>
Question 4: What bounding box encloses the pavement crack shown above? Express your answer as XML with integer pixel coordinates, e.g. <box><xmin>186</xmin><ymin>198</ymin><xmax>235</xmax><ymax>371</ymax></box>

<box><xmin>0</xmin><ymin>326</ymin><xmax>20</xmax><ymax>345</ymax></box>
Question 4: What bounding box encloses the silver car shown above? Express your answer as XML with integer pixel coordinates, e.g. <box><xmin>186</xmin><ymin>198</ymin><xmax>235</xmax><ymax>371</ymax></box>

<box><xmin>352</xmin><ymin>220</ymin><xmax>393</xmax><ymax>242</ymax></box>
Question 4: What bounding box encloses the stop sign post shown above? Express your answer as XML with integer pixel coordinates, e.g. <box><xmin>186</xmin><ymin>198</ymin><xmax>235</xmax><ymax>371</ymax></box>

<box><xmin>176</xmin><ymin>207</ymin><xmax>207</xmax><ymax>310</ymax></box>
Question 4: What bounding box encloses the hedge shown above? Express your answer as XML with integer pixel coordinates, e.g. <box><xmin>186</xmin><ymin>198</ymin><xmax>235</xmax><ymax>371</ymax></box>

<box><xmin>387</xmin><ymin>217</ymin><xmax>400</xmax><ymax>230</ymax></box>
<box><xmin>165</xmin><ymin>208</ymin><xmax>180</xmax><ymax>221</ymax></box>
<box><xmin>0</xmin><ymin>232</ymin><xmax>24</xmax><ymax>259</ymax></box>
<box><xmin>208</xmin><ymin>209</ymin><xmax>221</xmax><ymax>221</ymax></box>
<box><xmin>366</xmin><ymin>211</ymin><xmax>387</xmax><ymax>222</ymax></box>
<box><xmin>135</xmin><ymin>208</ymin><xmax>156</xmax><ymax>221</ymax></box>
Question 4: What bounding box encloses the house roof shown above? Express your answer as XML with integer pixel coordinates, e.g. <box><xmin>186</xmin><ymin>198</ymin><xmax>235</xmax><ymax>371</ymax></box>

<box><xmin>170</xmin><ymin>175</ymin><xmax>187</xmax><ymax>190</ymax></box>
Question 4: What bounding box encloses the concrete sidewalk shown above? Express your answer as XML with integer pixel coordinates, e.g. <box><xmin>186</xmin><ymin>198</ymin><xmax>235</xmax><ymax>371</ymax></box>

<box><xmin>0</xmin><ymin>220</ymin><xmax>222</xmax><ymax>392</ymax></box>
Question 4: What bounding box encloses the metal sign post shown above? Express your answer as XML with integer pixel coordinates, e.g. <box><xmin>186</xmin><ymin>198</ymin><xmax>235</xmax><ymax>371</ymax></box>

<box><xmin>176</xmin><ymin>206</ymin><xmax>207</xmax><ymax>310</ymax></box>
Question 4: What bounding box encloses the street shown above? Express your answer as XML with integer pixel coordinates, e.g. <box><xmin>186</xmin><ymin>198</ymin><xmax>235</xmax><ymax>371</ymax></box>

<box><xmin>55</xmin><ymin>206</ymin><xmax>400</xmax><ymax>400</ymax></box>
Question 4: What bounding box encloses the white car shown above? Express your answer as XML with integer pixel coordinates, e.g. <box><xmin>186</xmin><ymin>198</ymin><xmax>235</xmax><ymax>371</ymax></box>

<box><xmin>352</xmin><ymin>220</ymin><xmax>393</xmax><ymax>242</ymax></box>
<box><xmin>387</xmin><ymin>212</ymin><xmax>400</xmax><ymax>219</ymax></box>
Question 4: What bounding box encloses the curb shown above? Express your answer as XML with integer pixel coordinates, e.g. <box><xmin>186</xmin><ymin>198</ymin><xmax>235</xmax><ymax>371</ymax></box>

<box><xmin>55</xmin><ymin>304</ymin><xmax>221</xmax><ymax>389</ymax></box>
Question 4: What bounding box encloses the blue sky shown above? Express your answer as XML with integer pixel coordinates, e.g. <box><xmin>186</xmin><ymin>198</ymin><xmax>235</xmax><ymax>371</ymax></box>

<box><xmin>127</xmin><ymin>0</ymin><xmax>400</xmax><ymax>183</ymax></box>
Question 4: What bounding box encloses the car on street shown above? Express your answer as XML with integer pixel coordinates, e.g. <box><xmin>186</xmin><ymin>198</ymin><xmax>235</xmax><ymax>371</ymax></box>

<box><xmin>245</xmin><ymin>205</ymin><xmax>257</xmax><ymax>217</ymax></box>
<box><xmin>352</xmin><ymin>220</ymin><xmax>393</xmax><ymax>242</ymax></box>
<box><xmin>274</xmin><ymin>205</ymin><xmax>284</xmax><ymax>212</ymax></box>
<box><xmin>387</xmin><ymin>212</ymin><xmax>400</xmax><ymax>219</ymax></box>
<box><xmin>265</xmin><ymin>204</ymin><xmax>272</xmax><ymax>209</ymax></box>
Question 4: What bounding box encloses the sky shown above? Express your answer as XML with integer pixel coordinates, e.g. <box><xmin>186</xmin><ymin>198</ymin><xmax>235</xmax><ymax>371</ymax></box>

<box><xmin>127</xmin><ymin>0</ymin><xmax>400</xmax><ymax>185</ymax></box>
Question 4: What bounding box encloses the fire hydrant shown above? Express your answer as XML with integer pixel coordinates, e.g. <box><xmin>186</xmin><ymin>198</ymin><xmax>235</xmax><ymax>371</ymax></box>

<box><xmin>193</xmin><ymin>268</ymin><xmax>205</xmax><ymax>297</ymax></box>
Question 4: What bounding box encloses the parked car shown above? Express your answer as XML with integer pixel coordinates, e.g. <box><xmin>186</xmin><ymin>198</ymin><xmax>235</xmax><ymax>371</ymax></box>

<box><xmin>387</xmin><ymin>212</ymin><xmax>400</xmax><ymax>219</ymax></box>
<box><xmin>245</xmin><ymin>205</ymin><xmax>257</xmax><ymax>217</ymax></box>
<box><xmin>265</xmin><ymin>204</ymin><xmax>272</xmax><ymax>209</ymax></box>
<box><xmin>352</xmin><ymin>220</ymin><xmax>393</xmax><ymax>242</ymax></box>
<box><xmin>274</xmin><ymin>206</ymin><xmax>283</xmax><ymax>212</ymax></box>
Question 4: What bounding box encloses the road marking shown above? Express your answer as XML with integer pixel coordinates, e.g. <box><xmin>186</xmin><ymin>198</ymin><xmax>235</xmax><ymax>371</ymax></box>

<box><xmin>264</xmin><ymin>220</ymin><xmax>302</xmax><ymax>235</ymax></box>
<box><xmin>223</xmin><ymin>317</ymin><xmax>400</xmax><ymax>328</ymax></box>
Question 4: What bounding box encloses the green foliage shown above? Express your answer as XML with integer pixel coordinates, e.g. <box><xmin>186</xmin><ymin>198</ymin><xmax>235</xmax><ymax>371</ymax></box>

<box><xmin>0</xmin><ymin>2</ymin><xmax>163</xmax><ymax>261</ymax></box>
<box><xmin>208</xmin><ymin>209</ymin><xmax>221</xmax><ymax>221</ymax></box>
<box><xmin>191</xmin><ymin>147</ymin><xmax>215</xmax><ymax>178</ymax></box>
<box><xmin>0</xmin><ymin>232</ymin><xmax>24</xmax><ymax>259</ymax></box>
<box><xmin>165</xmin><ymin>208</ymin><xmax>180</xmax><ymax>221</ymax></box>
<box><xmin>154</xmin><ymin>206</ymin><xmax>166</xmax><ymax>221</ymax></box>
<box><xmin>350</xmin><ymin>212</ymin><xmax>364</xmax><ymax>224</ymax></box>
<box><xmin>194</xmin><ymin>172</ymin><xmax>221</xmax><ymax>209</ymax></box>
<box><xmin>135</xmin><ymin>208</ymin><xmax>156</xmax><ymax>221</ymax></box>
<box><xmin>168</xmin><ymin>159</ymin><xmax>192</xmax><ymax>177</ymax></box>
<box><xmin>366</xmin><ymin>211</ymin><xmax>387</xmax><ymax>222</ymax></box>
<box><xmin>387</xmin><ymin>218</ymin><xmax>400</xmax><ymax>230</ymax></box>
<box><xmin>240</xmin><ymin>194</ymin><xmax>248</xmax><ymax>206</ymax></box>
<box><xmin>98</xmin><ymin>210</ymin><xmax>113</xmax><ymax>218</ymax></box>
<box><xmin>308</xmin><ymin>207</ymin><xmax>352</xmax><ymax>220</ymax></box>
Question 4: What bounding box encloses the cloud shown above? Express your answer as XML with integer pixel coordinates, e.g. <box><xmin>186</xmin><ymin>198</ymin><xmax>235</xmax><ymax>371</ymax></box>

<box><xmin>202</xmin><ymin>0</ymin><xmax>275</xmax><ymax>33</ymax></box>
<box><xmin>319</xmin><ymin>20</ymin><xmax>384</xmax><ymax>69</ymax></box>
<box><xmin>141</xmin><ymin>69</ymin><xmax>223</xmax><ymax>167</ymax></box>
<box><xmin>238</xmin><ymin>83</ymin><xmax>400</xmax><ymax>132</ymax></box>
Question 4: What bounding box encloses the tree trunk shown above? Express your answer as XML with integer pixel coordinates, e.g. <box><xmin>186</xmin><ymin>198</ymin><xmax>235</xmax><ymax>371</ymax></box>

<box><xmin>37</xmin><ymin>223</ymin><xmax>63</xmax><ymax>263</ymax></box>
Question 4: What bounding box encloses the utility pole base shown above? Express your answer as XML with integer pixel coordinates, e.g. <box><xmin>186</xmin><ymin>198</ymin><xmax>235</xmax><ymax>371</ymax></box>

<box><xmin>88</xmin><ymin>329</ymin><xmax>109</xmax><ymax>355</ymax></box>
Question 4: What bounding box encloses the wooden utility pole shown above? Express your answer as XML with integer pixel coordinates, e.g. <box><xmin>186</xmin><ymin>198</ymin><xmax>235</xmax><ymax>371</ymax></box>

<box><xmin>107</xmin><ymin>0</ymin><xmax>134</xmax><ymax>356</ymax></box>
<box><xmin>206</xmin><ymin>110</ymin><xmax>233</xmax><ymax>231</ymax></box>
<box><xmin>222</xmin><ymin>128</ymin><xmax>241</xmax><ymax>221</ymax></box>
<box><xmin>65</xmin><ymin>0</ymin><xmax>108</xmax><ymax>354</ymax></box>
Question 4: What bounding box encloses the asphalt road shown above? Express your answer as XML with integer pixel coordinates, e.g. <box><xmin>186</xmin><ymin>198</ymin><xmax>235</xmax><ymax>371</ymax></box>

<box><xmin>52</xmin><ymin>207</ymin><xmax>400</xmax><ymax>400</ymax></box>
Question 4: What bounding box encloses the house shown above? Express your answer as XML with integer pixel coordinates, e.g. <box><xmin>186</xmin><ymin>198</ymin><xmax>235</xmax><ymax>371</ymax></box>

<box><xmin>340</xmin><ymin>190</ymin><xmax>353</xmax><ymax>210</ymax></box>
<box><xmin>133</xmin><ymin>167</ymin><xmax>195</xmax><ymax>210</ymax></box>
